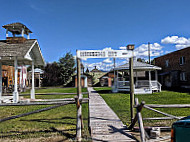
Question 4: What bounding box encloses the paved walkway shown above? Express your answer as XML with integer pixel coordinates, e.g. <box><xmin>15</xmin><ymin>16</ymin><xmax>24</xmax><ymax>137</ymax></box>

<box><xmin>88</xmin><ymin>87</ymin><xmax>136</xmax><ymax>142</ymax></box>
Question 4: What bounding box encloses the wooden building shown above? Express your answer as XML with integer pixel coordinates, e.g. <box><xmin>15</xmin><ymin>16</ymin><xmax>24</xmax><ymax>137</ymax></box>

<box><xmin>0</xmin><ymin>22</ymin><xmax>45</xmax><ymax>103</ymax></box>
<box><xmin>74</xmin><ymin>73</ymin><xmax>93</xmax><ymax>87</ymax></box>
<box><xmin>99</xmin><ymin>71</ymin><xmax>114</xmax><ymax>87</ymax></box>
<box><xmin>89</xmin><ymin>66</ymin><xmax>107</xmax><ymax>85</ymax></box>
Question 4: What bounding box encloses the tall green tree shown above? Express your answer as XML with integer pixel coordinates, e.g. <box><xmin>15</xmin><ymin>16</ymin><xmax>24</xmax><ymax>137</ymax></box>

<box><xmin>58</xmin><ymin>52</ymin><xmax>76</xmax><ymax>85</ymax></box>
<box><xmin>42</xmin><ymin>62</ymin><xmax>61</xmax><ymax>86</ymax></box>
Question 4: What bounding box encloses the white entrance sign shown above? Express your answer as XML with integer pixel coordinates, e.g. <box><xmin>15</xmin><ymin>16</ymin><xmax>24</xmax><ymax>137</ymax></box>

<box><xmin>77</xmin><ymin>49</ymin><xmax>133</xmax><ymax>59</ymax></box>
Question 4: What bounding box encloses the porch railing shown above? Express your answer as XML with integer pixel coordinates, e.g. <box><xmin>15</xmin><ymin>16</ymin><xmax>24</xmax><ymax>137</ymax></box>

<box><xmin>115</xmin><ymin>80</ymin><xmax>162</xmax><ymax>92</ymax></box>
<box><xmin>117</xmin><ymin>81</ymin><xmax>130</xmax><ymax>89</ymax></box>
<box><xmin>136</xmin><ymin>80</ymin><xmax>162</xmax><ymax>92</ymax></box>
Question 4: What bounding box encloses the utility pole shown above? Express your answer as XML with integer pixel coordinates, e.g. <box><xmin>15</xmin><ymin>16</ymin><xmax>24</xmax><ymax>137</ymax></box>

<box><xmin>148</xmin><ymin>42</ymin><xmax>151</xmax><ymax>64</ymax></box>
<box><xmin>127</xmin><ymin>44</ymin><xmax>135</xmax><ymax>123</ymax></box>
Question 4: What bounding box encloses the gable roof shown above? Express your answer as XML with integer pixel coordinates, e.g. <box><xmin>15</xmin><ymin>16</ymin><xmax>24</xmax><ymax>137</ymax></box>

<box><xmin>114</xmin><ymin>60</ymin><xmax>161</xmax><ymax>71</ymax></box>
<box><xmin>154</xmin><ymin>46</ymin><xmax>190</xmax><ymax>60</ymax></box>
<box><xmin>0</xmin><ymin>39</ymin><xmax>45</xmax><ymax>66</ymax></box>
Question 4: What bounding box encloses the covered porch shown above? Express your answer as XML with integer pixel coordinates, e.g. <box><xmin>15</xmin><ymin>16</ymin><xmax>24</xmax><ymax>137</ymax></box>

<box><xmin>0</xmin><ymin>22</ymin><xmax>45</xmax><ymax>103</ymax></box>
<box><xmin>112</xmin><ymin>60</ymin><xmax>162</xmax><ymax>94</ymax></box>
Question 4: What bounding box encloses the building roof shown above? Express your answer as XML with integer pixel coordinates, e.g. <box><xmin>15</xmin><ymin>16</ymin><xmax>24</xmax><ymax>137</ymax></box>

<box><xmin>91</xmin><ymin>68</ymin><xmax>103</xmax><ymax>72</ymax></box>
<box><xmin>3</xmin><ymin>22</ymin><xmax>32</xmax><ymax>35</ymax></box>
<box><xmin>154</xmin><ymin>46</ymin><xmax>190</xmax><ymax>60</ymax></box>
<box><xmin>114</xmin><ymin>60</ymin><xmax>161</xmax><ymax>71</ymax></box>
<box><xmin>0</xmin><ymin>39</ymin><xmax>45</xmax><ymax>66</ymax></box>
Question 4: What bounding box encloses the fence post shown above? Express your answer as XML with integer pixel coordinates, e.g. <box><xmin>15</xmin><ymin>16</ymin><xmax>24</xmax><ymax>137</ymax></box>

<box><xmin>135</xmin><ymin>98</ymin><xmax>146</xmax><ymax>142</ymax></box>
<box><xmin>76</xmin><ymin>57</ymin><xmax>82</xmax><ymax>142</ymax></box>
<box><xmin>128</xmin><ymin>100</ymin><xmax>145</xmax><ymax>130</ymax></box>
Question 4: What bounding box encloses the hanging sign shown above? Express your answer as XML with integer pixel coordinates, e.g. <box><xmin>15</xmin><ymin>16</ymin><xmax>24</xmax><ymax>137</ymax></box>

<box><xmin>77</xmin><ymin>49</ymin><xmax>133</xmax><ymax>59</ymax></box>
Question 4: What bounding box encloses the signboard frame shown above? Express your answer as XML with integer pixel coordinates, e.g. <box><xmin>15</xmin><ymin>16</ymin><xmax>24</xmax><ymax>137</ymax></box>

<box><xmin>77</xmin><ymin>49</ymin><xmax>133</xmax><ymax>59</ymax></box>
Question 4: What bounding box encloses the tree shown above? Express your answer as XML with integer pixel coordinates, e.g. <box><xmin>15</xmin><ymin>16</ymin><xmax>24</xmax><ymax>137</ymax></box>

<box><xmin>58</xmin><ymin>52</ymin><xmax>76</xmax><ymax>85</ymax></box>
<box><xmin>42</xmin><ymin>62</ymin><xmax>61</xmax><ymax>86</ymax></box>
<box><xmin>137</xmin><ymin>58</ymin><xmax>146</xmax><ymax>63</ymax></box>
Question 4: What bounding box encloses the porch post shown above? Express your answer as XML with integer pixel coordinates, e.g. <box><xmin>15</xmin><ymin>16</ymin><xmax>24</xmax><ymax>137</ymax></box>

<box><xmin>155</xmin><ymin>70</ymin><xmax>158</xmax><ymax>81</ymax></box>
<box><xmin>6</xmin><ymin>29</ymin><xmax>8</xmax><ymax>37</ymax></box>
<box><xmin>0</xmin><ymin>62</ymin><xmax>2</xmax><ymax>103</ymax></box>
<box><xmin>113</xmin><ymin>58</ymin><xmax>116</xmax><ymax>87</ymax></box>
<box><xmin>13</xmin><ymin>57</ymin><xmax>19</xmax><ymax>103</ymax></box>
<box><xmin>39</xmin><ymin>73</ymin><xmax>41</xmax><ymax>88</ymax></box>
<box><xmin>30</xmin><ymin>60</ymin><xmax>35</xmax><ymax>99</ymax></box>
<box><xmin>21</xmin><ymin>28</ymin><xmax>24</xmax><ymax>37</ymax></box>
<box><xmin>149</xmin><ymin>71</ymin><xmax>152</xmax><ymax>88</ymax></box>
<box><xmin>117</xmin><ymin>70</ymin><xmax>118</xmax><ymax>88</ymax></box>
<box><xmin>27</xmin><ymin>34</ymin><xmax>30</xmax><ymax>39</ymax></box>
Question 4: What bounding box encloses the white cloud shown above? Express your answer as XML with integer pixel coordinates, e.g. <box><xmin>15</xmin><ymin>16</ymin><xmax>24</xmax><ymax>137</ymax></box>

<box><xmin>161</xmin><ymin>36</ymin><xmax>189</xmax><ymax>44</ymax></box>
<box><xmin>102</xmin><ymin>47</ymin><xmax>113</xmax><ymax>51</ymax></box>
<box><xmin>134</xmin><ymin>43</ymin><xmax>163</xmax><ymax>59</ymax></box>
<box><xmin>83</xmin><ymin>60</ymin><xmax>115</xmax><ymax>72</ymax></box>
<box><xmin>103</xmin><ymin>58</ymin><xmax>112</xmax><ymax>63</ymax></box>
<box><xmin>161</xmin><ymin>36</ymin><xmax>190</xmax><ymax>50</ymax></box>
<box><xmin>119</xmin><ymin>46</ymin><xmax>127</xmax><ymax>50</ymax></box>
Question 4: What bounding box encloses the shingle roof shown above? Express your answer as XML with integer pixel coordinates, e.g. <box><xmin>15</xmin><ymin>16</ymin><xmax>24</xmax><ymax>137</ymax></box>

<box><xmin>0</xmin><ymin>39</ymin><xmax>45</xmax><ymax>66</ymax></box>
<box><xmin>114</xmin><ymin>60</ymin><xmax>161</xmax><ymax>71</ymax></box>
<box><xmin>0</xmin><ymin>39</ymin><xmax>36</xmax><ymax>57</ymax></box>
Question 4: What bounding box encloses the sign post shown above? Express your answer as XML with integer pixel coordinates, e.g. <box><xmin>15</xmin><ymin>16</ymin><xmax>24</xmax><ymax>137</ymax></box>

<box><xmin>127</xmin><ymin>45</ymin><xmax>135</xmax><ymax>123</ymax></box>
<box><xmin>76</xmin><ymin>56</ymin><xmax>82</xmax><ymax>142</ymax></box>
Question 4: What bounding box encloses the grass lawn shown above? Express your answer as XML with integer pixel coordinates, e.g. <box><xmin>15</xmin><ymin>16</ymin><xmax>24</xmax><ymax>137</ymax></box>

<box><xmin>0</xmin><ymin>87</ymin><xmax>90</xmax><ymax>142</ymax></box>
<box><xmin>94</xmin><ymin>87</ymin><xmax>190</xmax><ymax>127</ymax></box>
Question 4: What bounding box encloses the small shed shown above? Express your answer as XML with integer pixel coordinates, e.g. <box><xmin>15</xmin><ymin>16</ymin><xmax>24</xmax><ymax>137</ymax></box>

<box><xmin>75</xmin><ymin>73</ymin><xmax>93</xmax><ymax>87</ymax></box>
<box><xmin>99</xmin><ymin>71</ymin><xmax>115</xmax><ymax>87</ymax></box>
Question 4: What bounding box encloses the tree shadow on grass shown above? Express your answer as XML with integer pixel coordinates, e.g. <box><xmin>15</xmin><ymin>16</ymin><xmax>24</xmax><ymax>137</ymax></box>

<box><xmin>92</xmin><ymin>90</ymin><xmax>112</xmax><ymax>94</ymax></box>
<box><xmin>20</xmin><ymin>116</ymin><xmax>76</xmax><ymax>126</ymax></box>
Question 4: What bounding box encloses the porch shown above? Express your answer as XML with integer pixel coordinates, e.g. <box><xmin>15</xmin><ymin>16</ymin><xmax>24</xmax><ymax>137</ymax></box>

<box><xmin>112</xmin><ymin>60</ymin><xmax>162</xmax><ymax>94</ymax></box>
<box><xmin>113</xmin><ymin>80</ymin><xmax>162</xmax><ymax>94</ymax></box>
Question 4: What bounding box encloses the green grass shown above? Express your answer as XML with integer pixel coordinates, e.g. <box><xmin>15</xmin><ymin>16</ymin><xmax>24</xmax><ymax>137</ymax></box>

<box><xmin>0</xmin><ymin>87</ymin><xmax>90</xmax><ymax>141</ymax></box>
<box><xmin>94</xmin><ymin>87</ymin><xmax>190</xmax><ymax>127</ymax></box>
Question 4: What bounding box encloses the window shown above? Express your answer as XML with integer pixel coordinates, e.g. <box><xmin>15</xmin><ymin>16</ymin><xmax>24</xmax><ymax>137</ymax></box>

<box><xmin>165</xmin><ymin>60</ymin><xmax>169</xmax><ymax>67</ymax></box>
<box><xmin>180</xmin><ymin>57</ymin><xmax>185</xmax><ymax>65</ymax></box>
<box><xmin>180</xmin><ymin>72</ymin><xmax>187</xmax><ymax>81</ymax></box>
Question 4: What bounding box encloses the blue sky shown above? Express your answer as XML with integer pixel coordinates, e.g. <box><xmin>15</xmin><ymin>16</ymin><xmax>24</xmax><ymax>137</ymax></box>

<box><xmin>1</xmin><ymin>0</ymin><xmax>190</xmax><ymax>71</ymax></box>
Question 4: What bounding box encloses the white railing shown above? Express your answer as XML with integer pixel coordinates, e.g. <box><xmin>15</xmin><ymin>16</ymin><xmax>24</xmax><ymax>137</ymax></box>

<box><xmin>136</xmin><ymin>80</ymin><xmax>162</xmax><ymax>92</ymax></box>
<box><xmin>117</xmin><ymin>81</ymin><xmax>130</xmax><ymax>89</ymax></box>
<box><xmin>113</xmin><ymin>80</ymin><xmax>162</xmax><ymax>93</ymax></box>
<box><xmin>135</xmin><ymin>80</ymin><xmax>150</xmax><ymax>88</ymax></box>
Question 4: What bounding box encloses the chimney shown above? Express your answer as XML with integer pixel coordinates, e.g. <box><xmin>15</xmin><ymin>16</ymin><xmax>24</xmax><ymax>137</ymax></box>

<box><xmin>6</xmin><ymin>37</ymin><xmax>26</xmax><ymax>44</ymax></box>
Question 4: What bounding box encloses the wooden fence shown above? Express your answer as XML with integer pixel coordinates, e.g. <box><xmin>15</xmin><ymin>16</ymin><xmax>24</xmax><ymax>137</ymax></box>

<box><xmin>0</xmin><ymin>92</ymin><xmax>88</xmax><ymax>142</ymax></box>
<box><xmin>128</xmin><ymin>98</ymin><xmax>190</xmax><ymax>142</ymax></box>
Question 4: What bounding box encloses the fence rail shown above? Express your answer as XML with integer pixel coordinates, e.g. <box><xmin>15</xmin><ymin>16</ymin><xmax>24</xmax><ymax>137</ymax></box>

<box><xmin>128</xmin><ymin>97</ymin><xmax>189</xmax><ymax>141</ymax></box>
